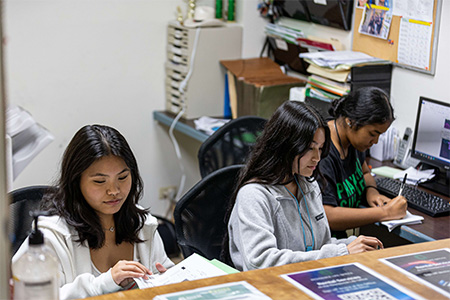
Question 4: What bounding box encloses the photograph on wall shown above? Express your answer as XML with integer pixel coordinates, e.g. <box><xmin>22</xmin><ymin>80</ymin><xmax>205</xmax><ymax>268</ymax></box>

<box><xmin>357</xmin><ymin>0</ymin><xmax>390</xmax><ymax>9</ymax></box>
<box><xmin>359</xmin><ymin>4</ymin><xmax>393</xmax><ymax>39</ymax></box>
<box><xmin>281</xmin><ymin>262</ymin><xmax>423</xmax><ymax>300</ymax></box>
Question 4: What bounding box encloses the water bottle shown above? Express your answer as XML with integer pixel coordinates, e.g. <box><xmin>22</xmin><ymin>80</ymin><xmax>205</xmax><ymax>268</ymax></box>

<box><xmin>12</xmin><ymin>212</ymin><xmax>59</xmax><ymax>300</ymax></box>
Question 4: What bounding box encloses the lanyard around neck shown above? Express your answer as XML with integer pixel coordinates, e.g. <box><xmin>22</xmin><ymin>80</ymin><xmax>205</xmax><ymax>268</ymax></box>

<box><xmin>284</xmin><ymin>175</ymin><xmax>315</xmax><ymax>252</ymax></box>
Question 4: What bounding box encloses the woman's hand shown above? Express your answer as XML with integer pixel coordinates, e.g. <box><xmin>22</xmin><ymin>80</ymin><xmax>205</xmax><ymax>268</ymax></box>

<box><xmin>367</xmin><ymin>193</ymin><xmax>391</xmax><ymax>207</ymax></box>
<box><xmin>347</xmin><ymin>235</ymin><xmax>383</xmax><ymax>254</ymax></box>
<box><xmin>380</xmin><ymin>195</ymin><xmax>408</xmax><ymax>221</ymax></box>
<box><xmin>155</xmin><ymin>262</ymin><xmax>167</xmax><ymax>274</ymax></box>
<box><xmin>111</xmin><ymin>260</ymin><xmax>151</xmax><ymax>287</ymax></box>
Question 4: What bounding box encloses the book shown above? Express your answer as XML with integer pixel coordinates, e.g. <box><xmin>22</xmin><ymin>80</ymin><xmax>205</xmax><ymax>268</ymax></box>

<box><xmin>307</xmin><ymin>75</ymin><xmax>350</xmax><ymax>97</ymax></box>
<box><xmin>134</xmin><ymin>253</ymin><xmax>238</xmax><ymax>289</ymax></box>
<box><xmin>380</xmin><ymin>210</ymin><xmax>424</xmax><ymax>232</ymax></box>
<box><xmin>306</xmin><ymin>64</ymin><xmax>351</xmax><ymax>83</ymax></box>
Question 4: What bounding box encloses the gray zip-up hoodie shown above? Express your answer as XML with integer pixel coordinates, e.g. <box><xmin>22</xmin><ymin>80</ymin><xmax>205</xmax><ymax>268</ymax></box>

<box><xmin>228</xmin><ymin>180</ymin><xmax>356</xmax><ymax>271</ymax></box>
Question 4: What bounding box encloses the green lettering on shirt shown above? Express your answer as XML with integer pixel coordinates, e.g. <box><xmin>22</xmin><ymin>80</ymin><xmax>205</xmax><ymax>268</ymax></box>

<box><xmin>336</xmin><ymin>183</ymin><xmax>345</xmax><ymax>200</ymax></box>
<box><xmin>344</xmin><ymin>178</ymin><xmax>355</xmax><ymax>196</ymax></box>
<box><xmin>337</xmin><ymin>158</ymin><xmax>366</xmax><ymax>208</ymax></box>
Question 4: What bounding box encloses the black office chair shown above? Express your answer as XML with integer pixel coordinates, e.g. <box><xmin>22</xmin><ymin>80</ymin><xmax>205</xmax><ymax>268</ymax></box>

<box><xmin>154</xmin><ymin>215</ymin><xmax>180</xmax><ymax>258</ymax></box>
<box><xmin>173</xmin><ymin>164</ymin><xmax>243</xmax><ymax>261</ymax></box>
<box><xmin>9</xmin><ymin>185</ymin><xmax>55</xmax><ymax>255</ymax></box>
<box><xmin>197</xmin><ymin>116</ymin><xmax>266</xmax><ymax>178</ymax></box>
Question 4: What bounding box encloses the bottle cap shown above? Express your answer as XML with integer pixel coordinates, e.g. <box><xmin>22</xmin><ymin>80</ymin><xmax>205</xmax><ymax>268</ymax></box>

<box><xmin>29</xmin><ymin>211</ymin><xmax>49</xmax><ymax>245</ymax></box>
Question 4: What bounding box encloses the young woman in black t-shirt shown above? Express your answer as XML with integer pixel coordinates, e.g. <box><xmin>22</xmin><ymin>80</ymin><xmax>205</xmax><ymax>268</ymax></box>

<box><xmin>318</xmin><ymin>87</ymin><xmax>407</xmax><ymax>238</ymax></box>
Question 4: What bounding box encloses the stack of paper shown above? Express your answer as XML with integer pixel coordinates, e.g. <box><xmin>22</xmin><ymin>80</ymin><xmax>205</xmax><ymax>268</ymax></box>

<box><xmin>265</xmin><ymin>23</ymin><xmax>305</xmax><ymax>44</ymax></box>
<box><xmin>381</xmin><ymin>211</ymin><xmax>424</xmax><ymax>232</ymax></box>
<box><xmin>370</xmin><ymin>126</ymin><xmax>398</xmax><ymax>161</ymax></box>
<box><xmin>307</xmin><ymin>64</ymin><xmax>350</xmax><ymax>83</ymax></box>
<box><xmin>300</xmin><ymin>50</ymin><xmax>390</xmax><ymax>70</ymax></box>
<box><xmin>393</xmin><ymin>167</ymin><xmax>435</xmax><ymax>185</ymax></box>
<box><xmin>134</xmin><ymin>253</ymin><xmax>238</xmax><ymax>289</ymax></box>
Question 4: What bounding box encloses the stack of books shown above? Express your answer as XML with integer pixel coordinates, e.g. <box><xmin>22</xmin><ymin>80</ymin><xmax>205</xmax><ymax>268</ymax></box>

<box><xmin>306</xmin><ymin>75</ymin><xmax>350</xmax><ymax>102</ymax></box>
<box><xmin>300</xmin><ymin>51</ymin><xmax>390</xmax><ymax>103</ymax></box>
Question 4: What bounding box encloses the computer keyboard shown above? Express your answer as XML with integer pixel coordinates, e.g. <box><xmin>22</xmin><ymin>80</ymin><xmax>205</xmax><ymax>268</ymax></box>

<box><xmin>375</xmin><ymin>177</ymin><xmax>450</xmax><ymax>217</ymax></box>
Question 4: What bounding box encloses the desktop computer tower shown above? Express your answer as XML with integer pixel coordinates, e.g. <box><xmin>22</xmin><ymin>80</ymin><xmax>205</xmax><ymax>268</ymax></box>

<box><xmin>165</xmin><ymin>22</ymin><xmax>242</xmax><ymax>119</ymax></box>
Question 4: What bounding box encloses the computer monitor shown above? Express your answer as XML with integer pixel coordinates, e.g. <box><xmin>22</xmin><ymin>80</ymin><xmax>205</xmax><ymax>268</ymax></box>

<box><xmin>273</xmin><ymin>0</ymin><xmax>354</xmax><ymax>31</ymax></box>
<box><xmin>411</xmin><ymin>97</ymin><xmax>450</xmax><ymax>197</ymax></box>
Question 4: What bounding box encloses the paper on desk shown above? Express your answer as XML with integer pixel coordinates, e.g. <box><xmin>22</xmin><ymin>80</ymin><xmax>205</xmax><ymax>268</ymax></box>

<box><xmin>393</xmin><ymin>167</ymin><xmax>435</xmax><ymax>184</ymax></box>
<box><xmin>194</xmin><ymin>116</ymin><xmax>230</xmax><ymax>136</ymax></box>
<box><xmin>381</xmin><ymin>210</ymin><xmax>424</xmax><ymax>232</ymax></box>
<box><xmin>134</xmin><ymin>253</ymin><xmax>230</xmax><ymax>289</ymax></box>
<box><xmin>153</xmin><ymin>281</ymin><xmax>272</xmax><ymax>300</ymax></box>
<box><xmin>371</xmin><ymin>166</ymin><xmax>402</xmax><ymax>178</ymax></box>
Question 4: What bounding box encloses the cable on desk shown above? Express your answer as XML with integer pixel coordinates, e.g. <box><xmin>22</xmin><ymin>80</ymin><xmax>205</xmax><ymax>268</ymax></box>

<box><xmin>169</xmin><ymin>108</ymin><xmax>186</xmax><ymax>203</ymax></box>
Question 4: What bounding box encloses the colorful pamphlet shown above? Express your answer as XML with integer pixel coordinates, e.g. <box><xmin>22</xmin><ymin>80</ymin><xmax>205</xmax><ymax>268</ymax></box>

<box><xmin>281</xmin><ymin>262</ymin><xmax>423</xmax><ymax>300</ymax></box>
<box><xmin>153</xmin><ymin>281</ymin><xmax>272</xmax><ymax>300</ymax></box>
<box><xmin>380</xmin><ymin>248</ymin><xmax>450</xmax><ymax>298</ymax></box>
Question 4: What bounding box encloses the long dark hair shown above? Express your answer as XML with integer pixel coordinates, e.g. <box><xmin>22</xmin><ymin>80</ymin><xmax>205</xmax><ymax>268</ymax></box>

<box><xmin>41</xmin><ymin>124</ymin><xmax>147</xmax><ymax>249</ymax></box>
<box><xmin>329</xmin><ymin>87</ymin><xmax>395</xmax><ymax>128</ymax></box>
<box><xmin>221</xmin><ymin>101</ymin><xmax>330</xmax><ymax>264</ymax></box>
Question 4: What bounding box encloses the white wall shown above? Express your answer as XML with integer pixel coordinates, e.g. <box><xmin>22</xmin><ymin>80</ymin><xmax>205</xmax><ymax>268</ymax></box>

<box><xmin>3</xmin><ymin>0</ymin><xmax>213</xmax><ymax>218</ymax></box>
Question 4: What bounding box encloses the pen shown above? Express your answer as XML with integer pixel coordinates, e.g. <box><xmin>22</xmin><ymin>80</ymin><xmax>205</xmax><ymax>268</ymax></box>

<box><xmin>398</xmin><ymin>173</ymin><xmax>407</xmax><ymax>196</ymax></box>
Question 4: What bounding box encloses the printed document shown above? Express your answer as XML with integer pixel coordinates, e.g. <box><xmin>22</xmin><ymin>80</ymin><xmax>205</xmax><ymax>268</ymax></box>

<box><xmin>153</xmin><ymin>281</ymin><xmax>272</xmax><ymax>300</ymax></box>
<box><xmin>134</xmin><ymin>253</ymin><xmax>231</xmax><ymax>289</ymax></box>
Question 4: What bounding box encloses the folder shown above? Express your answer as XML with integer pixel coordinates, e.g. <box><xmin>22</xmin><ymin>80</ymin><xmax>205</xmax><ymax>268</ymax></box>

<box><xmin>220</xmin><ymin>58</ymin><xmax>306</xmax><ymax>118</ymax></box>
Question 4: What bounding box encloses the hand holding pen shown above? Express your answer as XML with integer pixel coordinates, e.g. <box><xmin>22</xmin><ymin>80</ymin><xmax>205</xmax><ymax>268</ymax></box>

<box><xmin>398</xmin><ymin>173</ymin><xmax>408</xmax><ymax>197</ymax></box>
<box><xmin>380</xmin><ymin>174</ymin><xmax>408</xmax><ymax>220</ymax></box>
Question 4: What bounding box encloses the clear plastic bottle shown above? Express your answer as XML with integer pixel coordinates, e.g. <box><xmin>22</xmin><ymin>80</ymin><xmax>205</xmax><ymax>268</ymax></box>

<box><xmin>12</xmin><ymin>213</ymin><xmax>59</xmax><ymax>300</ymax></box>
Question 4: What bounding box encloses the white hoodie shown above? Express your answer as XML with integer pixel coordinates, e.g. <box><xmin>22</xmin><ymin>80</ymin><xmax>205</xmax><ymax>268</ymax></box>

<box><xmin>12</xmin><ymin>213</ymin><xmax>174</xmax><ymax>300</ymax></box>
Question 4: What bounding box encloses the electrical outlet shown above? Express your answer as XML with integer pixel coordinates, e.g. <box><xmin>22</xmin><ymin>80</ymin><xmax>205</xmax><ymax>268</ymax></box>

<box><xmin>159</xmin><ymin>186</ymin><xmax>178</xmax><ymax>202</ymax></box>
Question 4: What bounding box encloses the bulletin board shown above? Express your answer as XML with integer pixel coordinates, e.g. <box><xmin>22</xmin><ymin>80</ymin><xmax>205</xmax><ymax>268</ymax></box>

<box><xmin>352</xmin><ymin>0</ymin><xmax>442</xmax><ymax>75</ymax></box>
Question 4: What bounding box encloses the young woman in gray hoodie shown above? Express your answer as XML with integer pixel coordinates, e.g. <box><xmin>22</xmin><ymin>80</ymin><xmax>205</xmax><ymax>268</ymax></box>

<box><xmin>223</xmin><ymin>101</ymin><xmax>383</xmax><ymax>271</ymax></box>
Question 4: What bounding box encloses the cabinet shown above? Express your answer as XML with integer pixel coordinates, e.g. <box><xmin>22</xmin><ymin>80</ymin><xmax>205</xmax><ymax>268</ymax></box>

<box><xmin>165</xmin><ymin>22</ymin><xmax>242</xmax><ymax>119</ymax></box>
<box><xmin>350</xmin><ymin>64</ymin><xmax>392</xmax><ymax>96</ymax></box>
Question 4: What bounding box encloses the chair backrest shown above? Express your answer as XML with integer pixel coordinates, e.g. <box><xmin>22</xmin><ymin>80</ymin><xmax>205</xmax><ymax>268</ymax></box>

<box><xmin>8</xmin><ymin>185</ymin><xmax>55</xmax><ymax>255</ymax></box>
<box><xmin>174</xmin><ymin>164</ymin><xmax>243</xmax><ymax>261</ymax></box>
<box><xmin>154</xmin><ymin>215</ymin><xmax>181</xmax><ymax>258</ymax></box>
<box><xmin>197</xmin><ymin>116</ymin><xmax>266</xmax><ymax>178</ymax></box>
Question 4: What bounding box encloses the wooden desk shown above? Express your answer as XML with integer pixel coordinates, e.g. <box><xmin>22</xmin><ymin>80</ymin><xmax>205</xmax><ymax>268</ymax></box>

<box><xmin>87</xmin><ymin>239</ymin><xmax>450</xmax><ymax>300</ymax></box>
<box><xmin>367</xmin><ymin>157</ymin><xmax>450</xmax><ymax>243</ymax></box>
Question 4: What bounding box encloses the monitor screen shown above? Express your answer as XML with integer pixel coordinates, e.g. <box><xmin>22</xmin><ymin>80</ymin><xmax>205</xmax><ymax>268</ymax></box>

<box><xmin>412</xmin><ymin>97</ymin><xmax>450</xmax><ymax>169</ymax></box>
<box><xmin>411</xmin><ymin>97</ymin><xmax>450</xmax><ymax>196</ymax></box>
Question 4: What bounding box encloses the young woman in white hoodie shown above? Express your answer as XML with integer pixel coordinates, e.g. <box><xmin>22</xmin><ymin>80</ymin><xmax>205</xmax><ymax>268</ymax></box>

<box><xmin>13</xmin><ymin>124</ymin><xmax>174</xmax><ymax>299</ymax></box>
<box><xmin>223</xmin><ymin>101</ymin><xmax>383</xmax><ymax>271</ymax></box>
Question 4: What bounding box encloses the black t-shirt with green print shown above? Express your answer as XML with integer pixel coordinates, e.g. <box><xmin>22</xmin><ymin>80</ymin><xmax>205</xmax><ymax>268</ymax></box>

<box><xmin>318</xmin><ymin>142</ymin><xmax>367</xmax><ymax>238</ymax></box>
